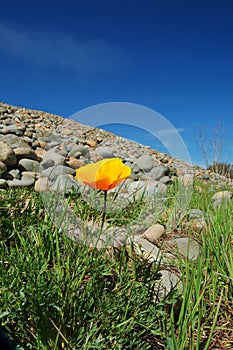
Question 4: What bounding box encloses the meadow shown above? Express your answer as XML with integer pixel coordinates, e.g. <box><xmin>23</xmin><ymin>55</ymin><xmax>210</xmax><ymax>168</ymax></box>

<box><xmin>0</xmin><ymin>178</ymin><xmax>233</xmax><ymax>349</ymax></box>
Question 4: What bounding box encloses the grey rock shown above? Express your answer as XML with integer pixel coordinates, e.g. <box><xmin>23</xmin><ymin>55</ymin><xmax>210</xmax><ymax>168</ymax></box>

<box><xmin>0</xmin><ymin>134</ymin><xmax>31</xmax><ymax>149</ymax></box>
<box><xmin>40</xmin><ymin>159</ymin><xmax>55</xmax><ymax>170</ymax></box>
<box><xmin>0</xmin><ymin>142</ymin><xmax>17</xmax><ymax>166</ymax></box>
<box><xmin>178</xmin><ymin>173</ymin><xmax>193</xmax><ymax>187</ymax></box>
<box><xmin>135</xmin><ymin>155</ymin><xmax>153</xmax><ymax>172</ymax></box>
<box><xmin>153</xmin><ymin>270</ymin><xmax>183</xmax><ymax>301</ymax></box>
<box><xmin>0</xmin><ymin>161</ymin><xmax>7</xmax><ymax>174</ymax></box>
<box><xmin>129</xmin><ymin>235</ymin><xmax>162</xmax><ymax>262</ymax></box>
<box><xmin>95</xmin><ymin>146</ymin><xmax>115</xmax><ymax>158</ymax></box>
<box><xmin>189</xmin><ymin>209</ymin><xmax>205</xmax><ymax>219</ymax></box>
<box><xmin>69</xmin><ymin>145</ymin><xmax>90</xmax><ymax>158</ymax></box>
<box><xmin>188</xmin><ymin>218</ymin><xmax>206</xmax><ymax>233</ymax></box>
<box><xmin>47</xmin><ymin>141</ymin><xmax>60</xmax><ymax>148</ymax></box>
<box><xmin>40</xmin><ymin>165</ymin><xmax>75</xmax><ymax>181</ymax></box>
<box><xmin>148</xmin><ymin>165</ymin><xmax>170</xmax><ymax>181</ymax></box>
<box><xmin>14</xmin><ymin>147</ymin><xmax>38</xmax><ymax>160</ymax></box>
<box><xmin>212</xmin><ymin>191</ymin><xmax>232</xmax><ymax>201</ymax></box>
<box><xmin>1</xmin><ymin>125</ymin><xmax>22</xmax><ymax>135</ymax></box>
<box><xmin>166</xmin><ymin>237</ymin><xmax>201</xmax><ymax>260</ymax></box>
<box><xmin>8</xmin><ymin>169</ymin><xmax>20</xmax><ymax>179</ymax></box>
<box><xmin>19</xmin><ymin>159</ymin><xmax>40</xmax><ymax>172</ymax></box>
<box><xmin>0</xmin><ymin>179</ymin><xmax>7</xmax><ymax>188</ymax></box>
<box><xmin>8</xmin><ymin>175</ymin><xmax>35</xmax><ymax>187</ymax></box>
<box><xmin>50</xmin><ymin>174</ymin><xmax>79</xmax><ymax>193</ymax></box>
<box><xmin>202</xmin><ymin>174</ymin><xmax>210</xmax><ymax>180</ymax></box>
<box><xmin>127</xmin><ymin>179</ymin><xmax>167</xmax><ymax>198</ymax></box>
<box><xmin>42</xmin><ymin>149</ymin><xmax>65</xmax><ymax>166</ymax></box>
<box><xmin>159</xmin><ymin>176</ymin><xmax>172</xmax><ymax>184</ymax></box>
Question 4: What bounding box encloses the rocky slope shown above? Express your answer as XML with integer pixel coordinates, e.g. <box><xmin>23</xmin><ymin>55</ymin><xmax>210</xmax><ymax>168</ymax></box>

<box><xmin>1</xmin><ymin>101</ymin><xmax>233</xmax><ymax>299</ymax></box>
<box><xmin>0</xmin><ymin>101</ymin><xmax>231</xmax><ymax>189</ymax></box>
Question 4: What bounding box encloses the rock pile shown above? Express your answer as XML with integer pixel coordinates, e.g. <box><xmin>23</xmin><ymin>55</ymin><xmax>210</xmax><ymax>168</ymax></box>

<box><xmin>1</xmin><ymin>101</ymin><xmax>232</xmax><ymax>299</ymax></box>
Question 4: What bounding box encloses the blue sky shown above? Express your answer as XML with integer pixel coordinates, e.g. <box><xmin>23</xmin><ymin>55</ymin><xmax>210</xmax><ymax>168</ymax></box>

<box><xmin>0</xmin><ymin>0</ymin><xmax>232</xmax><ymax>166</ymax></box>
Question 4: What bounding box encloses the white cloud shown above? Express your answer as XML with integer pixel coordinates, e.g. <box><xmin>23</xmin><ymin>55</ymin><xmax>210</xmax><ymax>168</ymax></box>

<box><xmin>0</xmin><ymin>23</ymin><xmax>129</xmax><ymax>73</ymax></box>
<box><xmin>156</xmin><ymin>127</ymin><xmax>185</xmax><ymax>137</ymax></box>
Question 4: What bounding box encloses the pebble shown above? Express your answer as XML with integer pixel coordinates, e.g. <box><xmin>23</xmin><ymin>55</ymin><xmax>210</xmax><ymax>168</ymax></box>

<box><xmin>66</xmin><ymin>157</ymin><xmax>86</xmax><ymax>170</ymax></box>
<box><xmin>147</xmin><ymin>164</ymin><xmax>170</xmax><ymax>181</ymax></box>
<box><xmin>19</xmin><ymin>159</ymin><xmax>40</xmax><ymax>172</ymax></box>
<box><xmin>14</xmin><ymin>147</ymin><xmax>38</xmax><ymax>160</ymax></box>
<box><xmin>69</xmin><ymin>145</ymin><xmax>90</xmax><ymax>159</ymax></box>
<box><xmin>165</xmin><ymin>237</ymin><xmax>201</xmax><ymax>261</ymax></box>
<box><xmin>142</xmin><ymin>224</ymin><xmax>165</xmax><ymax>243</ymax></box>
<box><xmin>41</xmin><ymin>149</ymin><xmax>65</xmax><ymax>166</ymax></box>
<box><xmin>135</xmin><ymin>155</ymin><xmax>153</xmax><ymax>172</ymax></box>
<box><xmin>178</xmin><ymin>173</ymin><xmax>193</xmax><ymax>187</ymax></box>
<box><xmin>153</xmin><ymin>269</ymin><xmax>183</xmax><ymax>301</ymax></box>
<box><xmin>8</xmin><ymin>175</ymin><xmax>35</xmax><ymax>187</ymax></box>
<box><xmin>95</xmin><ymin>146</ymin><xmax>115</xmax><ymax>158</ymax></box>
<box><xmin>0</xmin><ymin>179</ymin><xmax>7</xmax><ymax>188</ymax></box>
<box><xmin>0</xmin><ymin>161</ymin><xmax>7</xmax><ymax>174</ymax></box>
<box><xmin>129</xmin><ymin>235</ymin><xmax>162</xmax><ymax>262</ymax></box>
<box><xmin>0</xmin><ymin>141</ymin><xmax>17</xmax><ymax>166</ymax></box>
<box><xmin>211</xmin><ymin>190</ymin><xmax>232</xmax><ymax>201</ymax></box>
<box><xmin>34</xmin><ymin>177</ymin><xmax>49</xmax><ymax>192</ymax></box>
<box><xmin>50</xmin><ymin>174</ymin><xmax>79</xmax><ymax>193</ymax></box>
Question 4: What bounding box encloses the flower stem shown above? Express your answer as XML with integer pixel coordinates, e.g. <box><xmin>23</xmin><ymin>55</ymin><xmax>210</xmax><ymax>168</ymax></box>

<box><xmin>101</xmin><ymin>190</ymin><xmax>108</xmax><ymax>230</ymax></box>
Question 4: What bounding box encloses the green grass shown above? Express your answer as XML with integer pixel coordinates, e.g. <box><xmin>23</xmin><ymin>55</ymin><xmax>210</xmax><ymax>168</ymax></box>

<box><xmin>0</xmin><ymin>179</ymin><xmax>233</xmax><ymax>349</ymax></box>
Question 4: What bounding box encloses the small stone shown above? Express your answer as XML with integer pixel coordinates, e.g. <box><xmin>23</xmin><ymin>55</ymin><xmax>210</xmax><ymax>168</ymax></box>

<box><xmin>213</xmin><ymin>198</ymin><xmax>231</xmax><ymax>209</ymax></box>
<box><xmin>159</xmin><ymin>176</ymin><xmax>172</xmax><ymax>184</ymax></box>
<box><xmin>178</xmin><ymin>173</ymin><xmax>193</xmax><ymax>187</ymax></box>
<box><xmin>0</xmin><ymin>179</ymin><xmax>7</xmax><ymax>188</ymax></box>
<box><xmin>135</xmin><ymin>155</ymin><xmax>153</xmax><ymax>172</ymax></box>
<box><xmin>8</xmin><ymin>176</ymin><xmax>35</xmax><ymax>187</ymax></box>
<box><xmin>95</xmin><ymin>146</ymin><xmax>115</xmax><ymax>159</ymax></box>
<box><xmin>148</xmin><ymin>165</ymin><xmax>170</xmax><ymax>181</ymax></box>
<box><xmin>69</xmin><ymin>145</ymin><xmax>90</xmax><ymax>158</ymax></box>
<box><xmin>185</xmin><ymin>218</ymin><xmax>206</xmax><ymax>233</ymax></box>
<box><xmin>40</xmin><ymin>165</ymin><xmax>75</xmax><ymax>181</ymax></box>
<box><xmin>34</xmin><ymin>177</ymin><xmax>49</xmax><ymax>192</ymax></box>
<box><xmin>61</xmin><ymin>128</ymin><xmax>73</xmax><ymax>136</ymax></box>
<box><xmin>166</xmin><ymin>237</ymin><xmax>201</xmax><ymax>260</ymax></box>
<box><xmin>40</xmin><ymin>159</ymin><xmax>55</xmax><ymax>170</ymax></box>
<box><xmin>142</xmin><ymin>224</ymin><xmax>165</xmax><ymax>243</ymax></box>
<box><xmin>42</xmin><ymin>149</ymin><xmax>65</xmax><ymax>166</ymax></box>
<box><xmin>8</xmin><ymin>169</ymin><xmax>20</xmax><ymax>179</ymax></box>
<box><xmin>0</xmin><ymin>142</ymin><xmax>17</xmax><ymax>166</ymax></box>
<box><xmin>86</xmin><ymin>139</ymin><xmax>97</xmax><ymax>147</ymax></box>
<box><xmin>14</xmin><ymin>147</ymin><xmax>38</xmax><ymax>160</ymax></box>
<box><xmin>21</xmin><ymin>171</ymin><xmax>38</xmax><ymax>179</ymax></box>
<box><xmin>1</xmin><ymin>125</ymin><xmax>22</xmax><ymax>135</ymax></box>
<box><xmin>153</xmin><ymin>269</ymin><xmax>182</xmax><ymax>301</ymax></box>
<box><xmin>50</xmin><ymin>174</ymin><xmax>79</xmax><ymax>193</ymax></box>
<box><xmin>0</xmin><ymin>161</ymin><xmax>7</xmax><ymax>174</ymax></box>
<box><xmin>129</xmin><ymin>235</ymin><xmax>162</xmax><ymax>262</ymax></box>
<box><xmin>0</xmin><ymin>134</ymin><xmax>31</xmax><ymax>149</ymax></box>
<box><xmin>66</xmin><ymin>157</ymin><xmax>85</xmax><ymax>170</ymax></box>
<box><xmin>189</xmin><ymin>209</ymin><xmax>205</xmax><ymax>220</ymax></box>
<box><xmin>212</xmin><ymin>191</ymin><xmax>232</xmax><ymax>201</ymax></box>
<box><xmin>19</xmin><ymin>159</ymin><xmax>40</xmax><ymax>172</ymax></box>
<box><xmin>202</xmin><ymin>174</ymin><xmax>210</xmax><ymax>180</ymax></box>
<box><xmin>34</xmin><ymin>140</ymin><xmax>48</xmax><ymax>150</ymax></box>
<box><xmin>35</xmin><ymin>148</ymin><xmax>46</xmax><ymax>159</ymax></box>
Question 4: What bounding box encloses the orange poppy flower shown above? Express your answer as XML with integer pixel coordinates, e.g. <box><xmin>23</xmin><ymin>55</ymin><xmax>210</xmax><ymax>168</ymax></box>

<box><xmin>75</xmin><ymin>158</ymin><xmax>131</xmax><ymax>191</ymax></box>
